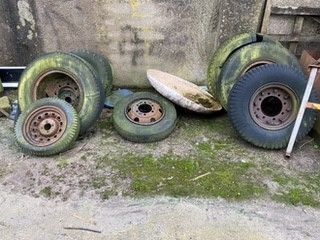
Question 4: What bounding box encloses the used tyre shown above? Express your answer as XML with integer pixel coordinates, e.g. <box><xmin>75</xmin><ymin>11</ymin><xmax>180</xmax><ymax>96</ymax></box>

<box><xmin>217</xmin><ymin>42</ymin><xmax>301</xmax><ymax>110</ymax></box>
<box><xmin>0</xmin><ymin>77</ymin><xmax>3</xmax><ymax>96</ymax></box>
<box><xmin>207</xmin><ymin>33</ymin><xmax>280</xmax><ymax>98</ymax></box>
<box><xmin>15</xmin><ymin>98</ymin><xmax>80</xmax><ymax>156</ymax></box>
<box><xmin>18</xmin><ymin>52</ymin><xmax>104</xmax><ymax>135</ymax></box>
<box><xmin>113</xmin><ymin>92</ymin><xmax>177</xmax><ymax>143</ymax></box>
<box><xmin>72</xmin><ymin>50</ymin><xmax>113</xmax><ymax>96</ymax></box>
<box><xmin>228</xmin><ymin>64</ymin><xmax>317</xmax><ymax>149</ymax></box>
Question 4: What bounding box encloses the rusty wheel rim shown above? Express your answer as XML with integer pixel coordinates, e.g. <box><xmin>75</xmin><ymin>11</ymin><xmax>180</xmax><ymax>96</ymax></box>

<box><xmin>125</xmin><ymin>99</ymin><xmax>165</xmax><ymax>125</ymax></box>
<box><xmin>249</xmin><ymin>84</ymin><xmax>298</xmax><ymax>130</ymax></box>
<box><xmin>23</xmin><ymin>106</ymin><xmax>67</xmax><ymax>147</ymax></box>
<box><xmin>243</xmin><ymin>61</ymin><xmax>275</xmax><ymax>74</ymax></box>
<box><xmin>33</xmin><ymin>70</ymin><xmax>83</xmax><ymax>111</ymax></box>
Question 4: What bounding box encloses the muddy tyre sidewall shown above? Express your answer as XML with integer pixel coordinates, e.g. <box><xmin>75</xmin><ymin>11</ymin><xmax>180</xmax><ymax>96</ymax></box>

<box><xmin>15</xmin><ymin>98</ymin><xmax>80</xmax><ymax>156</ymax></box>
<box><xmin>18</xmin><ymin>52</ymin><xmax>104</xmax><ymax>135</ymax></box>
<box><xmin>217</xmin><ymin>42</ymin><xmax>301</xmax><ymax>110</ymax></box>
<box><xmin>113</xmin><ymin>92</ymin><xmax>177</xmax><ymax>143</ymax></box>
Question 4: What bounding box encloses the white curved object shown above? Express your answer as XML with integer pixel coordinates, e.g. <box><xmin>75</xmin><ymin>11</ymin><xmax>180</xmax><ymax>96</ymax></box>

<box><xmin>147</xmin><ymin>69</ymin><xmax>222</xmax><ymax>113</ymax></box>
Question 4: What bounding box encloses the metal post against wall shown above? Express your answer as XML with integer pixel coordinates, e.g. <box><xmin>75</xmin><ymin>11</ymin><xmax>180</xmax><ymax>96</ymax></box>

<box><xmin>286</xmin><ymin>62</ymin><xmax>320</xmax><ymax>157</ymax></box>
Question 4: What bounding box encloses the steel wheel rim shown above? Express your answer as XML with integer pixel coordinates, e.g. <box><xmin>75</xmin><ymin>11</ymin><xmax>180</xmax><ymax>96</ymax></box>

<box><xmin>32</xmin><ymin>70</ymin><xmax>84</xmax><ymax>111</ymax></box>
<box><xmin>23</xmin><ymin>106</ymin><xmax>67</xmax><ymax>147</ymax></box>
<box><xmin>249</xmin><ymin>83</ymin><xmax>298</xmax><ymax>130</ymax></box>
<box><xmin>125</xmin><ymin>99</ymin><xmax>165</xmax><ymax>125</ymax></box>
<box><xmin>243</xmin><ymin>60</ymin><xmax>275</xmax><ymax>74</ymax></box>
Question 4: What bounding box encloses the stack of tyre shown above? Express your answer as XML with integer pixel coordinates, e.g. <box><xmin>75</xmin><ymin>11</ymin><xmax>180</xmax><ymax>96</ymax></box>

<box><xmin>207</xmin><ymin>33</ymin><xmax>317</xmax><ymax>149</ymax></box>
<box><xmin>15</xmin><ymin>51</ymin><xmax>113</xmax><ymax>156</ymax></box>
<box><xmin>15</xmin><ymin>50</ymin><xmax>179</xmax><ymax>156</ymax></box>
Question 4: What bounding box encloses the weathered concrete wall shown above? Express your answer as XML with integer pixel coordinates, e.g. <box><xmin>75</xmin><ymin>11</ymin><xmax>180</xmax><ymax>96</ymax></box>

<box><xmin>0</xmin><ymin>0</ymin><xmax>266</xmax><ymax>87</ymax></box>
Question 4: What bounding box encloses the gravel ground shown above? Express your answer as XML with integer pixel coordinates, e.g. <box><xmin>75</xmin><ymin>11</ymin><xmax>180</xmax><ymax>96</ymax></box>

<box><xmin>0</xmin><ymin>187</ymin><xmax>319</xmax><ymax>240</ymax></box>
<box><xmin>1</xmin><ymin>100</ymin><xmax>320</xmax><ymax>239</ymax></box>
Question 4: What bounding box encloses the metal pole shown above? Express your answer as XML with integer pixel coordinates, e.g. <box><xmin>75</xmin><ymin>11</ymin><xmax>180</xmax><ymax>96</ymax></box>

<box><xmin>285</xmin><ymin>68</ymin><xmax>318</xmax><ymax>157</ymax></box>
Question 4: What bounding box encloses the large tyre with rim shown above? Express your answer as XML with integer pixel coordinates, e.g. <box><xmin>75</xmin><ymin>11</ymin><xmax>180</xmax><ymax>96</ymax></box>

<box><xmin>72</xmin><ymin>50</ymin><xmax>113</xmax><ymax>96</ymax></box>
<box><xmin>113</xmin><ymin>92</ymin><xmax>177</xmax><ymax>143</ymax></box>
<box><xmin>18</xmin><ymin>52</ymin><xmax>104</xmax><ymax>135</ymax></box>
<box><xmin>217</xmin><ymin>42</ymin><xmax>301</xmax><ymax>110</ymax></box>
<box><xmin>207</xmin><ymin>33</ymin><xmax>280</xmax><ymax>98</ymax></box>
<box><xmin>228</xmin><ymin>64</ymin><xmax>317</xmax><ymax>149</ymax></box>
<box><xmin>15</xmin><ymin>98</ymin><xmax>80</xmax><ymax>156</ymax></box>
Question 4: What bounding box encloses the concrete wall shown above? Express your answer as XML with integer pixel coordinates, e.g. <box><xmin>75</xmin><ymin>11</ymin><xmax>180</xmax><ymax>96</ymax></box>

<box><xmin>0</xmin><ymin>0</ymin><xmax>266</xmax><ymax>87</ymax></box>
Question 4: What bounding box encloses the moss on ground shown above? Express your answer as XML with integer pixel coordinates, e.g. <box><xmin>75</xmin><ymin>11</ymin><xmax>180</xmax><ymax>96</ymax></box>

<box><xmin>273</xmin><ymin>189</ymin><xmax>320</xmax><ymax>207</ymax></box>
<box><xmin>40</xmin><ymin>187</ymin><xmax>53</xmax><ymax>198</ymax></box>
<box><xmin>57</xmin><ymin>158</ymin><xmax>69</xmax><ymax>169</ymax></box>
<box><xmin>270</xmin><ymin>172</ymin><xmax>320</xmax><ymax>207</ymax></box>
<box><xmin>92</xmin><ymin>176</ymin><xmax>107</xmax><ymax>189</ymax></box>
<box><xmin>90</xmin><ymin>114</ymin><xmax>320</xmax><ymax>207</ymax></box>
<box><xmin>97</xmin><ymin>154</ymin><xmax>265</xmax><ymax>200</ymax></box>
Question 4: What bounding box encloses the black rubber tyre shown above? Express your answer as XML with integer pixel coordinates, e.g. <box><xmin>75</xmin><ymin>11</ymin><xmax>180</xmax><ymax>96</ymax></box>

<box><xmin>72</xmin><ymin>50</ymin><xmax>113</xmax><ymax>96</ymax></box>
<box><xmin>217</xmin><ymin>42</ymin><xmax>301</xmax><ymax>110</ymax></box>
<box><xmin>18</xmin><ymin>52</ymin><xmax>104</xmax><ymax>135</ymax></box>
<box><xmin>15</xmin><ymin>98</ymin><xmax>80</xmax><ymax>156</ymax></box>
<box><xmin>228</xmin><ymin>64</ymin><xmax>317</xmax><ymax>149</ymax></box>
<box><xmin>207</xmin><ymin>33</ymin><xmax>280</xmax><ymax>98</ymax></box>
<box><xmin>113</xmin><ymin>92</ymin><xmax>177</xmax><ymax>143</ymax></box>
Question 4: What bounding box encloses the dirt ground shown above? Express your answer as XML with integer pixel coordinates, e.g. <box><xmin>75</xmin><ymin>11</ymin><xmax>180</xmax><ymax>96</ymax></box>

<box><xmin>1</xmin><ymin>102</ymin><xmax>320</xmax><ymax>239</ymax></box>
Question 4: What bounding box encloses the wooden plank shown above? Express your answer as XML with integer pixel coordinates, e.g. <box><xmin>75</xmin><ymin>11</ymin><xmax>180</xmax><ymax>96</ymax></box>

<box><xmin>260</xmin><ymin>0</ymin><xmax>272</xmax><ymax>34</ymax></box>
<box><xmin>267</xmin><ymin>34</ymin><xmax>320</xmax><ymax>42</ymax></box>
<box><xmin>271</xmin><ymin>6</ymin><xmax>320</xmax><ymax>16</ymax></box>
<box><xmin>306</xmin><ymin>102</ymin><xmax>320</xmax><ymax>110</ymax></box>
<box><xmin>289</xmin><ymin>16</ymin><xmax>304</xmax><ymax>53</ymax></box>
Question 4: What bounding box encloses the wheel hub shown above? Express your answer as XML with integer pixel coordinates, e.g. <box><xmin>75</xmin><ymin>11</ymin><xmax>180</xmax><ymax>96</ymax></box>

<box><xmin>23</xmin><ymin>106</ymin><xmax>67</xmax><ymax>147</ymax></box>
<box><xmin>126</xmin><ymin>99</ymin><xmax>164</xmax><ymax>125</ymax></box>
<box><xmin>33</xmin><ymin>71</ymin><xmax>82</xmax><ymax>111</ymax></box>
<box><xmin>250</xmin><ymin>84</ymin><xmax>297</xmax><ymax>130</ymax></box>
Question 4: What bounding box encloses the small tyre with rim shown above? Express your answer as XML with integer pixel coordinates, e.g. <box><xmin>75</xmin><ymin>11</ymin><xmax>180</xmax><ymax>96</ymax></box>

<box><xmin>228</xmin><ymin>64</ymin><xmax>317</xmax><ymax>149</ymax></box>
<box><xmin>15</xmin><ymin>98</ymin><xmax>80</xmax><ymax>156</ymax></box>
<box><xmin>217</xmin><ymin>42</ymin><xmax>301</xmax><ymax>110</ymax></box>
<box><xmin>18</xmin><ymin>52</ymin><xmax>105</xmax><ymax>135</ymax></box>
<box><xmin>113</xmin><ymin>92</ymin><xmax>177</xmax><ymax>143</ymax></box>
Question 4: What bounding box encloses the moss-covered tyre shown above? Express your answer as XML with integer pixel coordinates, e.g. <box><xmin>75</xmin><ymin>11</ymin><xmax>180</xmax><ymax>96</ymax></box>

<box><xmin>15</xmin><ymin>98</ymin><xmax>80</xmax><ymax>156</ymax></box>
<box><xmin>207</xmin><ymin>33</ymin><xmax>280</xmax><ymax>98</ymax></box>
<box><xmin>228</xmin><ymin>64</ymin><xmax>317</xmax><ymax>149</ymax></box>
<box><xmin>72</xmin><ymin>50</ymin><xmax>113</xmax><ymax>96</ymax></box>
<box><xmin>217</xmin><ymin>42</ymin><xmax>300</xmax><ymax>110</ymax></box>
<box><xmin>18</xmin><ymin>52</ymin><xmax>104</xmax><ymax>135</ymax></box>
<box><xmin>113</xmin><ymin>92</ymin><xmax>177</xmax><ymax>143</ymax></box>
<box><xmin>0</xmin><ymin>77</ymin><xmax>4</xmax><ymax>96</ymax></box>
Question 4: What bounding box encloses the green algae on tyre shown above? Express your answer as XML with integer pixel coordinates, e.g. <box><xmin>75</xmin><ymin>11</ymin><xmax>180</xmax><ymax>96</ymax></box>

<box><xmin>15</xmin><ymin>98</ymin><xmax>80</xmax><ymax>156</ymax></box>
<box><xmin>113</xmin><ymin>92</ymin><xmax>177</xmax><ymax>143</ymax></box>
<box><xmin>18</xmin><ymin>52</ymin><xmax>105</xmax><ymax>135</ymax></box>
<box><xmin>72</xmin><ymin>50</ymin><xmax>113</xmax><ymax>96</ymax></box>
<box><xmin>0</xmin><ymin>77</ymin><xmax>3</xmax><ymax>96</ymax></box>
<box><xmin>217</xmin><ymin>42</ymin><xmax>301</xmax><ymax>110</ymax></box>
<box><xmin>207</xmin><ymin>33</ymin><xmax>280</xmax><ymax>99</ymax></box>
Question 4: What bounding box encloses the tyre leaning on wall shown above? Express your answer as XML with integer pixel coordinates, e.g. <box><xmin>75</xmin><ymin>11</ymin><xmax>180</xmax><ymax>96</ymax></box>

<box><xmin>18</xmin><ymin>52</ymin><xmax>105</xmax><ymax>135</ymax></box>
<box><xmin>207</xmin><ymin>32</ymin><xmax>280</xmax><ymax>99</ymax></box>
<box><xmin>217</xmin><ymin>41</ymin><xmax>301</xmax><ymax>110</ymax></box>
<box><xmin>228</xmin><ymin>64</ymin><xmax>317</xmax><ymax>149</ymax></box>
<box><xmin>71</xmin><ymin>50</ymin><xmax>113</xmax><ymax>96</ymax></box>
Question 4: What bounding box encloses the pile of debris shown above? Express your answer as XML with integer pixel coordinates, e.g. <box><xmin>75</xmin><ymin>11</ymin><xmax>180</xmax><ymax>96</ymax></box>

<box><xmin>0</xmin><ymin>33</ymin><xmax>318</xmax><ymax>157</ymax></box>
